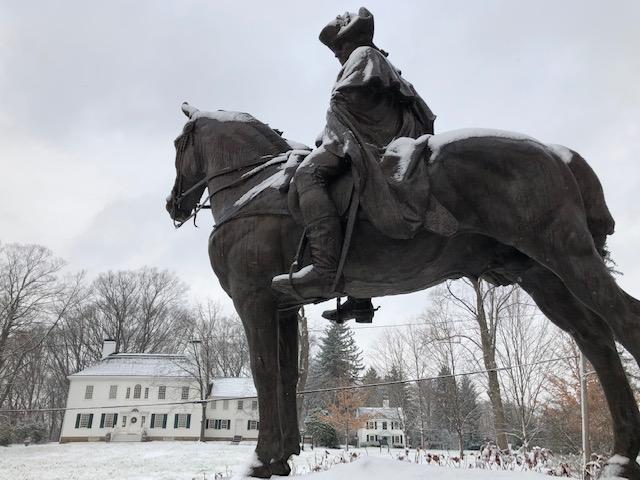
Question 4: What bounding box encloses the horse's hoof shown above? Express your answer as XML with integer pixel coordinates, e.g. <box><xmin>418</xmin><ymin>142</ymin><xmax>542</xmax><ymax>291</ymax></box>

<box><xmin>600</xmin><ymin>456</ymin><xmax>640</xmax><ymax>479</ymax></box>
<box><xmin>249</xmin><ymin>464</ymin><xmax>272</xmax><ymax>478</ymax></box>
<box><xmin>269</xmin><ymin>459</ymin><xmax>292</xmax><ymax>476</ymax></box>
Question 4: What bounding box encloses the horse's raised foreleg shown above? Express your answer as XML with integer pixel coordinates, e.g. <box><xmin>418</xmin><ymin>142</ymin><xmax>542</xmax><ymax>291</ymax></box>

<box><xmin>233</xmin><ymin>291</ymin><xmax>281</xmax><ymax>478</ymax></box>
<box><xmin>519</xmin><ymin>265</ymin><xmax>640</xmax><ymax>478</ymax></box>
<box><xmin>269</xmin><ymin>308</ymin><xmax>301</xmax><ymax>476</ymax></box>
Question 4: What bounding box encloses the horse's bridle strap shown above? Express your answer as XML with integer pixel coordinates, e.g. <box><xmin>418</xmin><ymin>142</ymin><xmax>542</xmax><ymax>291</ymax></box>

<box><xmin>177</xmin><ymin>154</ymin><xmax>277</xmax><ymax>200</ymax></box>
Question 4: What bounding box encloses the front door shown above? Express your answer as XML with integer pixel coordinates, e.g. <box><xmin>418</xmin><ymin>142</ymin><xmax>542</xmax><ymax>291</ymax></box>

<box><xmin>234</xmin><ymin>419</ymin><xmax>244</xmax><ymax>437</ymax></box>
<box><xmin>127</xmin><ymin>411</ymin><xmax>142</xmax><ymax>434</ymax></box>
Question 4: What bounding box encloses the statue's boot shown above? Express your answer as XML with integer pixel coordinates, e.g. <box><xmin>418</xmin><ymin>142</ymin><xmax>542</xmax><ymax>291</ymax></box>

<box><xmin>272</xmin><ymin>216</ymin><xmax>342</xmax><ymax>299</ymax></box>
<box><xmin>322</xmin><ymin>297</ymin><xmax>375</xmax><ymax>323</ymax></box>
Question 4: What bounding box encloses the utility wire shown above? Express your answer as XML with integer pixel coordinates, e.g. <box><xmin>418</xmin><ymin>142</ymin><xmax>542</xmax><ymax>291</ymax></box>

<box><xmin>0</xmin><ymin>355</ymin><xmax>576</xmax><ymax>414</ymax></box>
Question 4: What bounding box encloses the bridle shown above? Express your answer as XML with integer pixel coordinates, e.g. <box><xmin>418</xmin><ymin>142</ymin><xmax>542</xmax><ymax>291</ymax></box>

<box><xmin>172</xmin><ymin>125</ymin><xmax>290</xmax><ymax>228</ymax></box>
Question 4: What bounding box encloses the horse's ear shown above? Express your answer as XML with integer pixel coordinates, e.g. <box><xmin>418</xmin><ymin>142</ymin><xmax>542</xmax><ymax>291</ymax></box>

<box><xmin>181</xmin><ymin>102</ymin><xmax>198</xmax><ymax>119</ymax></box>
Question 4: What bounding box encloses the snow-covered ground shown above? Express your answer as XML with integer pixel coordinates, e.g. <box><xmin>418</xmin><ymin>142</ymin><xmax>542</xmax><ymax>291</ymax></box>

<box><xmin>0</xmin><ymin>441</ymin><xmax>550</xmax><ymax>480</ymax></box>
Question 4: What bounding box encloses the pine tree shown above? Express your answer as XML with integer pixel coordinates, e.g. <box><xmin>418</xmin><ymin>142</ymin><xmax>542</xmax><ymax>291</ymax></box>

<box><xmin>316</xmin><ymin>322</ymin><xmax>363</xmax><ymax>385</ymax></box>
<box><xmin>361</xmin><ymin>366</ymin><xmax>383</xmax><ymax>407</ymax></box>
<box><xmin>384</xmin><ymin>364</ymin><xmax>408</xmax><ymax>408</ymax></box>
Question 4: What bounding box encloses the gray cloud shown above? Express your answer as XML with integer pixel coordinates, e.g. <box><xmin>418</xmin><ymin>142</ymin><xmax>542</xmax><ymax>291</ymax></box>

<box><xmin>1</xmin><ymin>0</ymin><xmax>639</xmax><ymax>351</ymax></box>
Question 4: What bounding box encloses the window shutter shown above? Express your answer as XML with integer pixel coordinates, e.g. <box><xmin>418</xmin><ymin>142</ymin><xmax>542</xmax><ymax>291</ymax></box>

<box><xmin>247</xmin><ymin>420</ymin><xmax>250</xmax><ymax>430</ymax></box>
<box><xmin>186</xmin><ymin>414</ymin><xmax>191</xmax><ymax>429</ymax></box>
<box><xmin>227</xmin><ymin>419</ymin><xmax>231</xmax><ymax>430</ymax></box>
<box><xmin>174</xmin><ymin>414</ymin><xmax>178</xmax><ymax>429</ymax></box>
<box><xmin>100</xmin><ymin>414</ymin><xmax>105</xmax><ymax>428</ymax></box>
<box><xmin>113</xmin><ymin>414</ymin><xmax>118</xmax><ymax>427</ymax></box>
<box><xmin>88</xmin><ymin>414</ymin><xmax>94</xmax><ymax>428</ymax></box>
<box><xmin>75</xmin><ymin>413</ymin><xmax>81</xmax><ymax>428</ymax></box>
<box><xmin>162</xmin><ymin>414</ymin><xmax>167</xmax><ymax>429</ymax></box>
<box><xmin>150</xmin><ymin>414</ymin><xmax>156</xmax><ymax>429</ymax></box>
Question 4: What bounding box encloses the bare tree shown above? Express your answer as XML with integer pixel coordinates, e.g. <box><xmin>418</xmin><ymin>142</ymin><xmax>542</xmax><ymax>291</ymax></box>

<box><xmin>321</xmin><ymin>384</ymin><xmax>370</xmax><ymax>451</ymax></box>
<box><xmin>90</xmin><ymin>267</ymin><xmax>189</xmax><ymax>353</ymax></box>
<box><xmin>424</xmin><ymin>290</ymin><xmax>479</xmax><ymax>456</ymax></box>
<box><xmin>0</xmin><ymin>244</ymin><xmax>67</xmax><ymax>407</ymax></box>
<box><xmin>444</xmin><ymin>278</ymin><xmax>516</xmax><ymax>450</ymax></box>
<box><xmin>496</xmin><ymin>288</ymin><xmax>559</xmax><ymax>449</ymax></box>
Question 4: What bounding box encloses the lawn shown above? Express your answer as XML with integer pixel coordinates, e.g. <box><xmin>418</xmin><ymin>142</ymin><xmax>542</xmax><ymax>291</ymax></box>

<box><xmin>0</xmin><ymin>441</ymin><xmax>552</xmax><ymax>480</ymax></box>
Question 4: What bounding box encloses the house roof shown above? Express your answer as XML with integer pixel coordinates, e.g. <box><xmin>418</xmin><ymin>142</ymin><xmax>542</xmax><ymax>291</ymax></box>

<box><xmin>69</xmin><ymin>353</ymin><xmax>193</xmax><ymax>378</ymax></box>
<box><xmin>209</xmin><ymin>377</ymin><xmax>256</xmax><ymax>399</ymax></box>
<box><xmin>357</xmin><ymin>407</ymin><xmax>403</xmax><ymax>420</ymax></box>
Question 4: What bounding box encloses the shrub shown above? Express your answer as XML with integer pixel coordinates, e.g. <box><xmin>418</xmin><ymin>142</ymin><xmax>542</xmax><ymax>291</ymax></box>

<box><xmin>0</xmin><ymin>423</ymin><xmax>14</xmax><ymax>446</ymax></box>
<box><xmin>304</xmin><ymin>417</ymin><xmax>339</xmax><ymax>448</ymax></box>
<box><xmin>14</xmin><ymin>421</ymin><xmax>48</xmax><ymax>444</ymax></box>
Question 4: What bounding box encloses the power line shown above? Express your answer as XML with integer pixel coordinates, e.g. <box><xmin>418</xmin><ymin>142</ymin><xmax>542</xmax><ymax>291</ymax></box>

<box><xmin>307</xmin><ymin>318</ymin><xmax>478</xmax><ymax>333</ymax></box>
<box><xmin>0</xmin><ymin>355</ymin><xmax>576</xmax><ymax>414</ymax></box>
<box><xmin>299</xmin><ymin>355</ymin><xmax>576</xmax><ymax>395</ymax></box>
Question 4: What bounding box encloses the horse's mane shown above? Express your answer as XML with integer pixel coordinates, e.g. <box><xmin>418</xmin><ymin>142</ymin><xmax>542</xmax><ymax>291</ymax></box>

<box><xmin>176</xmin><ymin>111</ymin><xmax>291</xmax><ymax>172</ymax></box>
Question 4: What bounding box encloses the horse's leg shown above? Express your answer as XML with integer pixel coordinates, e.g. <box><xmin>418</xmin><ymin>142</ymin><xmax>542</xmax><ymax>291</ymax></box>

<box><xmin>233</xmin><ymin>291</ymin><xmax>281</xmax><ymax>478</ymax></box>
<box><xmin>519</xmin><ymin>265</ymin><xmax>640</xmax><ymax>478</ymax></box>
<box><xmin>269</xmin><ymin>308</ymin><xmax>301</xmax><ymax>476</ymax></box>
<box><xmin>514</xmin><ymin>207</ymin><xmax>640</xmax><ymax>368</ymax></box>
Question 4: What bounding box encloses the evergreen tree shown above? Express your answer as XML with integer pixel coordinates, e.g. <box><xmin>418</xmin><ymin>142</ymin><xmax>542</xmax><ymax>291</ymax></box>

<box><xmin>361</xmin><ymin>366</ymin><xmax>383</xmax><ymax>407</ymax></box>
<box><xmin>316</xmin><ymin>322</ymin><xmax>363</xmax><ymax>385</ymax></box>
<box><xmin>384</xmin><ymin>364</ymin><xmax>409</xmax><ymax>408</ymax></box>
<box><xmin>459</xmin><ymin>375</ymin><xmax>481</xmax><ymax>447</ymax></box>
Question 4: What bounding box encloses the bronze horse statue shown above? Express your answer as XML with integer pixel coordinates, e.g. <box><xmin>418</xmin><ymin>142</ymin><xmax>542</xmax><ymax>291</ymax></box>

<box><xmin>166</xmin><ymin>104</ymin><xmax>640</xmax><ymax>478</ymax></box>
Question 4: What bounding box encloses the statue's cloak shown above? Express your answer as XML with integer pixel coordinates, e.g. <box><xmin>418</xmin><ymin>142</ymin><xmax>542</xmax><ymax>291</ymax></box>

<box><xmin>321</xmin><ymin>46</ymin><xmax>438</xmax><ymax>239</ymax></box>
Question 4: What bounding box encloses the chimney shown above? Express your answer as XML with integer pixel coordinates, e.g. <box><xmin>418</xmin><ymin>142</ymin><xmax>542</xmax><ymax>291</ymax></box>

<box><xmin>102</xmin><ymin>339</ymin><xmax>116</xmax><ymax>359</ymax></box>
<box><xmin>382</xmin><ymin>398</ymin><xmax>390</xmax><ymax>408</ymax></box>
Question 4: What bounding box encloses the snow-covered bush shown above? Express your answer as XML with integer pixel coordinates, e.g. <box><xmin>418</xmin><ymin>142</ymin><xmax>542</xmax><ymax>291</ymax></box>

<box><xmin>14</xmin><ymin>421</ymin><xmax>48</xmax><ymax>444</ymax></box>
<box><xmin>0</xmin><ymin>422</ymin><xmax>14</xmax><ymax>446</ymax></box>
<box><xmin>304</xmin><ymin>418</ymin><xmax>339</xmax><ymax>448</ymax></box>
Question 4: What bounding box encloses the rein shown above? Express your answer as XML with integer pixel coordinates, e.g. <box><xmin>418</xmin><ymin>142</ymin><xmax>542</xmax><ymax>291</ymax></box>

<box><xmin>173</xmin><ymin>153</ymin><xmax>289</xmax><ymax>229</ymax></box>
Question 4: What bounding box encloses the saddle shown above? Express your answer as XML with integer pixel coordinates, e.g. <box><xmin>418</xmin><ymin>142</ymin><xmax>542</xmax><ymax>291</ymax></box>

<box><xmin>276</xmin><ymin>138</ymin><xmax>458</xmax><ymax>302</ymax></box>
<box><xmin>286</xmin><ymin>136</ymin><xmax>458</xmax><ymax>238</ymax></box>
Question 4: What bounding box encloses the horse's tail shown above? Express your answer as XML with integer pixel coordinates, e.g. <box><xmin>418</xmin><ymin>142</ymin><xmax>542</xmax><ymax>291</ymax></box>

<box><xmin>552</xmin><ymin>145</ymin><xmax>615</xmax><ymax>258</ymax></box>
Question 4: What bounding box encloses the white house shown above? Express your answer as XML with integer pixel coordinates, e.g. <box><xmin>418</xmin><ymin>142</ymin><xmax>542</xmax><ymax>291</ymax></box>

<box><xmin>356</xmin><ymin>401</ymin><xmax>406</xmax><ymax>448</ymax></box>
<box><xmin>59</xmin><ymin>340</ymin><xmax>258</xmax><ymax>443</ymax></box>
<box><xmin>206</xmin><ymin>377</ymin><xmax>259</xmax><ymax>441</ymax></box>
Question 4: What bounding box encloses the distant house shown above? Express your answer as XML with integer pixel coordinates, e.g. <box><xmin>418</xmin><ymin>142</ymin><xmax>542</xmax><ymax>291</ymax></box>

<box><xmin>59</xmin><ymin>340</ymin><xmax>258</xmax><ymax>443</ymax></box>
<box><xmin>356</xmin><ymin>400</ymin><xmax>405</xmax><ymax>448</ymax></box>
<box><xmin>207</xmin><ymin>377</ymin><xmax>259</xmax><ymax>441</ymax></box>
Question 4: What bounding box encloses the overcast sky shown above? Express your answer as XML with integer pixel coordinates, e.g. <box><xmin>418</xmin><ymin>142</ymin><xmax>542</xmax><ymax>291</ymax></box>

<box><xmin>1</xmin><ymin>0</ymin><xmax>639</xmax><ymax>355</ymax></box>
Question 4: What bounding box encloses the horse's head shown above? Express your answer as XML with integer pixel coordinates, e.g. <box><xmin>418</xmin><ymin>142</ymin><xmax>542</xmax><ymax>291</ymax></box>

<box><xmin>165</xmin><ymin>103</ymin><xmax>207</xmax><ymax>223</ymax></box>
<box><xmin>166</xmin><ymin>102</ymin><xmax>291</xmax><ymax>224</ymax></box>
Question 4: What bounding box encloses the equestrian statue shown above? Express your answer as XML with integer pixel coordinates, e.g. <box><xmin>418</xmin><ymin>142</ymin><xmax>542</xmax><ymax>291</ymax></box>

<box><xmin>166</xmin><ymin>7</ymin><xmax>640</xmax><ymax>479</ymax></box>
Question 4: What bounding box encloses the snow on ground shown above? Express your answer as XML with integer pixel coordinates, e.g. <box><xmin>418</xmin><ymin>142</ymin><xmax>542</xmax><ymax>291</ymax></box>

<box><xmin>0</xmin><ymin>441</ymin><xmax>549</xmax><ymax>480</ymax></box>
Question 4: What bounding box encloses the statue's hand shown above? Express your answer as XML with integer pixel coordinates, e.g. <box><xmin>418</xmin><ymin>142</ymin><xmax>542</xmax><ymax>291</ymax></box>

<box><xmin>279</xmin><ymin>149</ymin><xmax>310</xmax><ymax>193</ymax></box>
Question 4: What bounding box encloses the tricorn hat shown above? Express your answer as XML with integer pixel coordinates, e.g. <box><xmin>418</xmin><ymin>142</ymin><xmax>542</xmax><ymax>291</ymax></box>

<box><xmin>319</xmin><ymin>7</ymin><xmax>374</xmax><ymax>51</ymax></box>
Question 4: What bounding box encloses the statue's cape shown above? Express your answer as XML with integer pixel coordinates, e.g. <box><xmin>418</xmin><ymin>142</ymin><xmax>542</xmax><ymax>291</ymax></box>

<box><xmin>320</xmin><ymin>46</ymin><xmax>445</xmax><ymax>239</ymax></box>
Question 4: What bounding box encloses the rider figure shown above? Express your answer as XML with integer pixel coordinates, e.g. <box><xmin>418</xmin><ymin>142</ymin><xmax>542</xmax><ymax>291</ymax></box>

<box><xmin>278</xmin><ymin>8</ymin><xmax>436</xmax><ymax>321</ymax></box>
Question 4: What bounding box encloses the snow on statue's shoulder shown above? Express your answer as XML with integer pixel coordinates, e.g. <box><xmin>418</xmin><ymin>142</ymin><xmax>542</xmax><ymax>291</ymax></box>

<box><xmin>428</xmin><ymin>128</ymin><xmax>544</xmax><ymax>161</ymax></box>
